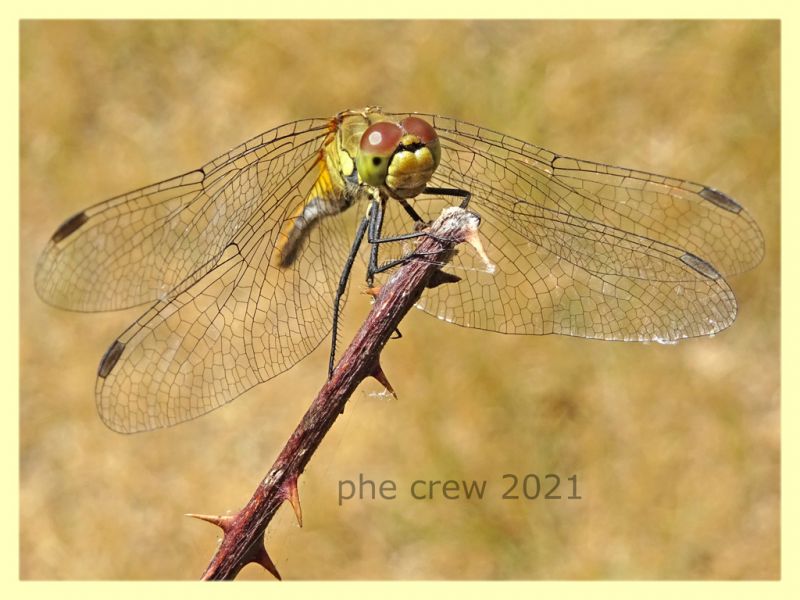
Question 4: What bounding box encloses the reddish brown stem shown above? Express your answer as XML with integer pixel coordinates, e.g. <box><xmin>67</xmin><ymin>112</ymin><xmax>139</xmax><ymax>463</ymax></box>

<box><xmin>197</xmin><ymin>206</ymin><xmax>481</xmax><ymax>580</ymax></box>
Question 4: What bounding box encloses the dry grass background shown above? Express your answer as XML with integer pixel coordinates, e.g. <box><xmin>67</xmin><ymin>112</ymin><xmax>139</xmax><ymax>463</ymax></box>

<box><xmin>20</xmin><ymin>20</ymin><xmax>779</xmax><ymax>580</ymax></box>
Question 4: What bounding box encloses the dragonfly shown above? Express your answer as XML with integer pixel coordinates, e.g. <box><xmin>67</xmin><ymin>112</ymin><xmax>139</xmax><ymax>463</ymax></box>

<box><xmin>35</xmin><ymin>107</ymin><xmax>764</xmax><ymax>433</ymax></box>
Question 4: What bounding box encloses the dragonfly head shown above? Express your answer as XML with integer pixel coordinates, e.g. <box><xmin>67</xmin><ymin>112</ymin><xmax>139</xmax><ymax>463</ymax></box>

<box><xmin>356</xmin><ymin>116</ymin><xmax>441</xmax><ymax>199</ymax></box>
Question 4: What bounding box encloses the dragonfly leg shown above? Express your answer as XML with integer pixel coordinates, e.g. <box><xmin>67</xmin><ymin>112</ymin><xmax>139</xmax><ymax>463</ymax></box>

<box><xmin>367</xmin><ymin>234</ymin><xmax>433</xmax><ymax>279</ymax></box>
<box><xmin>366</xmin><ymin>186</ymin><xmax>473</xmax><ymax>281</ymax></box>
<box><xmin>366</xmin><ymin>199</ymin><xmax>432</xmax><ymax>283</ymax></box>
<box><xmin>329</xmin><ymin>214</ymin><xmax>370</xmax><ymax>379</ymax></box>
<box><xmin>365</xmin><ymin>197</ymin><xmax>429</xmax><ymax>281</ymax></box>
<box><xmin>423</xmin><ymin>186</ymin><xmax>472</xmax><ymax>209</ymax></box>
<box><xmin>366</xmin><ymin>196</ymin><xmax>386</xmax><ymax>287</ymax></box>
<box><xmin>369</xmin><ymin>250</ymin><xmax>444</xmax><ymax>276</ymax></box>
<box><xmin>368</xmin><ymin>230</ymin><xmax>429</xmax><ymax>244</ymax></box>
<box><xmin>367</xmin><ymin>187</ymin><xmax>473</xmax><ymax>251</ymax></box>
<box><xmin>397</xmin><ymin>197</ymin><xmax>425</xmax><ymax>226</ymax></box>
<box><xmin>397</xmin><ymin>188</ymin><xmax>471</xmax><ymax>226</ymax></box>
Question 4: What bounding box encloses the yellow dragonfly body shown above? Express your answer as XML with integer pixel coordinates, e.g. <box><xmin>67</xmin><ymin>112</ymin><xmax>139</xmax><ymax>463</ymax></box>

<box><xmin>35</xmin><ymin>107</ymin><xmax>764</xmax><ymax>433</ymax></box>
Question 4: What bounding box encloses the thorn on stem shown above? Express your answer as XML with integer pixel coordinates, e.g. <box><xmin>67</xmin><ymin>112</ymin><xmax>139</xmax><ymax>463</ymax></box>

<box><xmin>282</xmin><ymin>476</ymin><xmax>303</xmax><ymax>528</ymax></box>
<box><xmin>251</xmin><ymin>543</ymin><xmax>282</xmax><ymax>580</ymax></box>
<box><xmin>427</xmin><ymin>269</ymin><xmax>461</xmax><ymax>288</ymax></box>
<box><xmin>370</xmin><ymin>362</ymin><xmax>398</xmax><ymax>399</ymax></box>
<box><xmin>185</xmin><ymin>513</ymin><xmax>234</xmax><ymax>533</ymax></box>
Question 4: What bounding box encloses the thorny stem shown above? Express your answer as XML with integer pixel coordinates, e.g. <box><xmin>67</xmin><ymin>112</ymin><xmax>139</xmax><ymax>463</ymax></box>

<box><xmin>196</xmin><ymin>207</ymin><xmax>484</xmax><ymax>580</ymax></box>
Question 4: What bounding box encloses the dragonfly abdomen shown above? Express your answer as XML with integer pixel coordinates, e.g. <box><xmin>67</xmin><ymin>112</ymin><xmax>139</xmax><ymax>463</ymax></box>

<box><xmin>276</xmin><ymin>187</ymin><xmax>359</xmax><ymax>268</ymax></box>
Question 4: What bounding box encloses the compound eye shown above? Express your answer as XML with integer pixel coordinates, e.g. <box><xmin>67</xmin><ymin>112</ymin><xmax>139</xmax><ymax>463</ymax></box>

<box><xmin>357</xmin><ymin>121</ymin><xmax>404</xmax><ymax>186</ymax></box>
<box><xmin>400</xmin><ymin>116</ymin><xmax>437</xmax><ymax>144</ymax></box>
<box><xmin>359</xmin><ymin>121</ymin><xmax>404</xmax><ymax>154</ymax></box>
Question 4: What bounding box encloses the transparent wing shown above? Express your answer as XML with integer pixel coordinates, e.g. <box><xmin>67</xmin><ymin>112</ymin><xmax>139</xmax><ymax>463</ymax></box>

<box><xmin>95</xmin><ymin>149</ymin><xmax>359</xmax><ymax>433</ymax></box>
<box><xmin>35</xmin><ymin>117</ymin><xmax>332</xmax><ymax>311</ymax></box>
<box><xmin>380</xmin><ymin>113</ymin><xmax>764</xmax><ymax>340</ymax></box>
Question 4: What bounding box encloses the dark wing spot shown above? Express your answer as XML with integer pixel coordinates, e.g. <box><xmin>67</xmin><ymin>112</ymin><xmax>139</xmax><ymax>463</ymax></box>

<box><xmin>680</xmin><ymin>252</ymin><xmax>721</xmax><ymax>280</ymax></box>
<box><xmin>98</xmin><ymin>340</ymin><xmax>126</xmax><ymax>378</ymax></box>
<box><xmin>699</xmin><ymin>187</ymin><xmax>743</xmax><ymax>214</ymax></box>
<box><xmin>51</xmin><ymin>211</ymin><xmax>89</xmax><ymax>243</ymax></box>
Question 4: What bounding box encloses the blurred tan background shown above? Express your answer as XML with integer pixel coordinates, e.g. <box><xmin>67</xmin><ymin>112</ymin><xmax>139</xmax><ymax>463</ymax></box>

<box><xmin>20</xmin><ymin>20</ymin><xmax>779</xmax><ymax>580</ymax></box>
